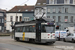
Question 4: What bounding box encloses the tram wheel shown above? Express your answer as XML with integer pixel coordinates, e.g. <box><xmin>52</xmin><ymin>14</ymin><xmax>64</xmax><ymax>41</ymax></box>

<box><xmin>29</xmin><ymin>39</ymin><xmax>35</xmax><ymax>43</ymax></box>
<box><xmin>63</xmin><ymin>38</ymin><xmax>66</xmax><ymax>42</ymax></box>
<box><xmin>15</xmin><ymin>37</ymin><xmax>19</xmax><ymax>41</ymax></box>
<box><xmin>72</xmin><ymin>39</ymin><xmax>75</xmax><ymax>43</ymax></box>
<box><xmin>46</xmin><ymin>42</ymin><xmax>54</xmax><ymax>45</ymax></box>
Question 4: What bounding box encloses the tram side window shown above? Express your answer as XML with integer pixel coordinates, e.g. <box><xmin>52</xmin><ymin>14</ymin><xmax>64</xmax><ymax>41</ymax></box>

<box><xmin>25</xmin><ymin>26</ymin><xmax>30</xmax><ymax>32</ymax></box>
<box><xmin>33</xmin><ymin>26</ymin><xmax>36</xmax><ymax>32</ymax></box>
<box><xmin>30</xmin><ymin>26</ymin><xmax>35</xmax><ymax>32</ymax></box>
<box><xmin>30</xmin><ymin>26</ymin><xmax>33</xmax><ymax>32</ymax></box>
<box><xmin>23</xmin><ymin>26</ymin><xmax>35</xmax><ymax>32</ymax></box>
<box><xmin>16</xmin><ymin>27</ymin><xmax>23</xmax><ymax>32</ymax></box>
<box><xmin>23</xmin><ymin>27</ymin><xmax>26</xmax><ymax>32</ymax></box>
<box><xmin>16</xmin><ymin>27</ymin><xmax>20</xmax><ymax>32</ymax></box>
<box><xmin>28</xmin><ymin>26</ymin><xmax>35</xmax><ymax>32</ymax></box>
<box><xmin>23</xmin><ymin>27</ymin><xmax>28</xmax><ymax>32</ymax></box>
<box><xmin>19</xmin><ymin>27</ymin><xmax>23</xmax><ymax>32</ymax></box>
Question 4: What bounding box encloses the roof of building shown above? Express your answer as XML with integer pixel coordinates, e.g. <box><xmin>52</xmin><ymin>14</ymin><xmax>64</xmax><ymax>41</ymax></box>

<box><xmin>15</xmin><ymin>18</ymin><xmax>54</xmax><ymax>25</ymax></box>
<box><xmin>0</xmin><ymin>9</ymin><xmax>6</xmax><ymax>12</ymax></box>
<box><xmin>35</xmin><ymin>0</ymin><xmax>46</xmax><ymax>6</ymax></box>
<box><xmin>7</xmin><ymin>5</ymin><xmax>34</xmax><ymax>13</ymax></box>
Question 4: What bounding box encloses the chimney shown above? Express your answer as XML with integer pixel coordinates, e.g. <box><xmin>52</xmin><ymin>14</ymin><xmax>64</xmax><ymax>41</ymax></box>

<box><xmin>25</xmin><ymin>4</ymin><xmax>27</xmax><ymax>6</ymax></box>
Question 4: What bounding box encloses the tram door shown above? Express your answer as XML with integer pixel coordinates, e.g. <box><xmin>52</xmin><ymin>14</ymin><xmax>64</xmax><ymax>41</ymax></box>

<box><xmin>36</xmin><ymin>23</ymin><xmax>41</xmax><ymax>42</ymax></box>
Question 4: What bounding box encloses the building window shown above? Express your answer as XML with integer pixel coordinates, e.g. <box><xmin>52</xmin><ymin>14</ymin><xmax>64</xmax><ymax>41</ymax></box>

<box><xmin>65</xmin><ymin>0</ymin><xmax>68</xmax><ymax>4</ymax></box>
<box><xmin>18</xmin><ymin>9</ymin><xmax>21</xmax><ymax>12</ymax></box>
<box><xmin>11</xmin><ymin>22</ymin><xmax>13</xmax><ymax>25</ymax></box>
<box><xmin>71</xmin><ymin>16</ymin><xmax>73</xmax><ymax>22</ymax></box>
<box><xmin>10</xmin><ymin>16</ymin><xmax>13</xmax><ymax>22</ymax></box>
<box><xmin>0</xmin><ymin>19</ymin><xmax>1</xmax><ymax>23</ymax></box>
<box><xmin>20</xmin><ymin>16</ymin><xmax>22</xmax><ymax>22</ymax></box>
<box><xmin>64</xmin><ymin>0</ymin><xmax>70</xmax><ymax>4</ymax></box>
<box><xmin>0</xmin><ymin>13</ymin><xmax>3</xmax><ymax>16</ymax></box>
<box><xmin>58</xmin><ymin>8</ymin><xmax>61</xmax><ymax>13</ymax></box>
<box><xmin>54</xmin><ymin>0</ymin><xmax>57</xmax><ymax>4</ymax></box>
<box><xmin>53</xmin><ymin>8</ymin><xmax>56</xmax><ymax>13</ymax></box>
<box><xmin>2</xmin><ymin>19</ymin><xmax>4</xmax><ymax>23</ymax></box>
<box><xmin>37</xmin><ymin>3</ymin><xmax>41</xmax><ymax>5</ymax></box>
<box><xmin>53</xmin><ymin>16</ymin><xmax>56</xmax><ymax>20</ymax></box>
<box><xmin>47</xmin><ymin>16</ymin><xmax>50</xmax><ymax>18</ymax></box>
<box><xmin>74</xmin><ymin>0</ymin><xmax>75</xmax><ymax>4</ymax></box>
<box><xmin>25</xmin><ymin>10</ymin><xmax>28</xmax><ymax>11</ymax></box>
<box><xmin>47</xmin><ymin>8</ymin><xmax>50</xmax><ymax>13</ymax></box>
<box><xmin>57</xmin><ymin>0</ymin><xmax>64</xmax><ymax>4</ymax></box>
<box><xmin>58</xmin><ymin>16</ymin><xmax>61</xmax><ymax>22</ymax></box>
<box><xmin>24</xmin><ymin>17</ymin><xmax>29</xmax><ymax>21</ymax></box>
<box><xmin>47</xmin><ymin>0</ymin><xmax>49</xmax><ymax>4</ymax></box>
<box><xmin>70</xmin><ymin>0</ymin><xmax>73</xmax><ymax>4</ymax></box>
<box><xmin>43</xmin><ymin>3</ymin><xmax>46</xmax><ymax>5</ymax></box>
<box><xmin>65</xmin><ymin>16</ymin><xmax>68</xmax><ymax>22</ymax></box>
<box><xmin>49</xmin><ymin>0</ymin><xmax>54</xmax><ymax>4</ymax></box>
<box><xmin>16</xmin><ymin>16</ymin><xmax>18</xmax><ymax>22</ymax></box>
<box><xmin>31</xmin><ymin>10</ymin><xmax>34</xmax><ymax>11</ymax></box>
<box><xmin>65</xmin><ymin>8</ymin><xmax>68</xmax><ymax>13</ymax></box>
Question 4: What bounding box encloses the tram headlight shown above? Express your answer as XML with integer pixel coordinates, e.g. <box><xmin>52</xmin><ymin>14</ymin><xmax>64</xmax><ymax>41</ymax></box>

<box><xmin>48</xmin><ymin>34</ymin><xmax>50</xmax><ymax>36</ymax></box>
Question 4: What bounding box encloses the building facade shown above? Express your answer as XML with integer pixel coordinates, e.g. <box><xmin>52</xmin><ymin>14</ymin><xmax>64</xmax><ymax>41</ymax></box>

<box><xmin>0</xmin><ymin>9</ymin><xmax>6</xmax><ymax>32</ymax></box>
<box><xmin>6</xmin><ymin>5</ymin><xmax>34</xmax><ymax>32</ymax></box>
<box><xmin>35</xmin><ymin>0</ymin><xmax>75</xmax><ymax>30</ymax></box>
<box><xmin>6</xmin><ymin>13</ymin><xmax>22</xmax><ymax>32</ymax></box>
<box><xmin>46</xmin><ymin>0</ymin><xmax>75</xmax><ymax>30</ymax></box>
<box><xmin>22</xmin><ymin>5</ymin><xmax>34</xmax><ymax>21</ymax></box>
<box><xmin>22</xmin><ymin>12</ymin><xmax>34</xmax><ymax>21</ymax></box>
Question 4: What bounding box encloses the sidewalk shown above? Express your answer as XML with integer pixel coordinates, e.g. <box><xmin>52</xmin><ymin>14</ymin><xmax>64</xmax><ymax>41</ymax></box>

<box><xmin>0</xmin><ymin>32</ymin><xmax>12</xmax><ymax>36</ymax></box>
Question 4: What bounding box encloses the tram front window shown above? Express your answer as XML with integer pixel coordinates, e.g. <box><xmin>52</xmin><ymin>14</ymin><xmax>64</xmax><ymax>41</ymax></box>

<box><xmin>42</xmin><ymin>25</ymin><xmax>55</xmax><ymax>33</ymax></box>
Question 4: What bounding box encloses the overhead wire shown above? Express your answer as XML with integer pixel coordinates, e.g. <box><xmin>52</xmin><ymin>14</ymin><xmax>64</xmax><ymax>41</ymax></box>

<box><xmin>20</xmin><ymin>0</ymin><xmax>29</xmax><ymax>5</ymax></box>
<box><xmin>0</xmin><ymin>0</ymin><xmax>29</xmax><ymax>8</ymax></box>
<box><xmin>0</xmin><ymin>0</ymin><xmax>30</xmax><ymax>10</ymax></box>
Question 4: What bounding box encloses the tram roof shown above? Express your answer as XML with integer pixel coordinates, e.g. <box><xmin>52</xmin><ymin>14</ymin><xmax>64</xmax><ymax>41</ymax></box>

<box><xmin>15</xmin><ymin>18</ymin><xmax>54</xmax><ymax>25</ymax></box>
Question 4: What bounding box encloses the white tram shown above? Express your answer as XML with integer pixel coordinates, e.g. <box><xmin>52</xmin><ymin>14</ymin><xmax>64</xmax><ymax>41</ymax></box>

<box><xmin>14</xmin><ymin>18</ymin><xmax>56</xmax><ymax>44</ymax></box>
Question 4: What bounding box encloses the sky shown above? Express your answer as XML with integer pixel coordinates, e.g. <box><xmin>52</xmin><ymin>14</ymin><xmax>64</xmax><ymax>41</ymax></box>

<box><xmin>0</xmin><ymin>0</ymin><xmax>37</xmax><ymax>11</ymax></box>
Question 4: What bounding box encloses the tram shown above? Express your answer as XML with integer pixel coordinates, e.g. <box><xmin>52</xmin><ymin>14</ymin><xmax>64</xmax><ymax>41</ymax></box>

<box><xmin>14</xmin><ymin>18</ymin><xmax>56</xmax><ymax>44</ymax></box>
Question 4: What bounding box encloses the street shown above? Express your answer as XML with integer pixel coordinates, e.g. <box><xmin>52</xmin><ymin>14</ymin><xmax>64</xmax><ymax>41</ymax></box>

<box><xmin>0</xmin><ymin>36</ymin><xmax>75</xmax><ymax>50</ymax></box>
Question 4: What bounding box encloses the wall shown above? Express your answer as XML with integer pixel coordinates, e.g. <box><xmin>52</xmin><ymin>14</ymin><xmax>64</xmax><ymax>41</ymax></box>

<box><xmin>0</xmin><ymin>12</ymin><xmax>5</xmax><ymax>32</ymax></box>
<box><xmin>22</xmin><ymin>12</ymin><xmax>34</xmax><ymax>21</ymax></box>
<box><xmin>47</xmin><ymin>5</ymin><xmax>75</xmax><ymax>30</ymax></box>
<box><xmin>6</xmin><ymin>13</ymin><xmax>22</xmax><ymax>32</ymax></box>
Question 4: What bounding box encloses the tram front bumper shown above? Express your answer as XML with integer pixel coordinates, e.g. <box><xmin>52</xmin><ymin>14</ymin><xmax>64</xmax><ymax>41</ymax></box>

<box><xmin>41</xmin><ymin>39</ymin><xmax>56</xmax><ymax>43</ymax></box>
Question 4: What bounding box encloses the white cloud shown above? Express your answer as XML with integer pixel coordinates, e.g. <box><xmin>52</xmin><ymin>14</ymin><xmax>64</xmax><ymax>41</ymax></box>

<box><xmin>0</xmin><ymin>0</ymin><xmax>37</xmax><ymax>10</ymax></box>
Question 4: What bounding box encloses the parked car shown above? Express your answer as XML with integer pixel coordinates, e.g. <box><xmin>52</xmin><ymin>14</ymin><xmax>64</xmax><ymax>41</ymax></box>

<box><xmin>63</xmin><ymin>33</ymin><xmax>75</xmax><ymax>43</ymax></box>
<box><xmin>55</xmin><ymin>30</ymin><xmax>67</xmax><ymax>41</ymax></box>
